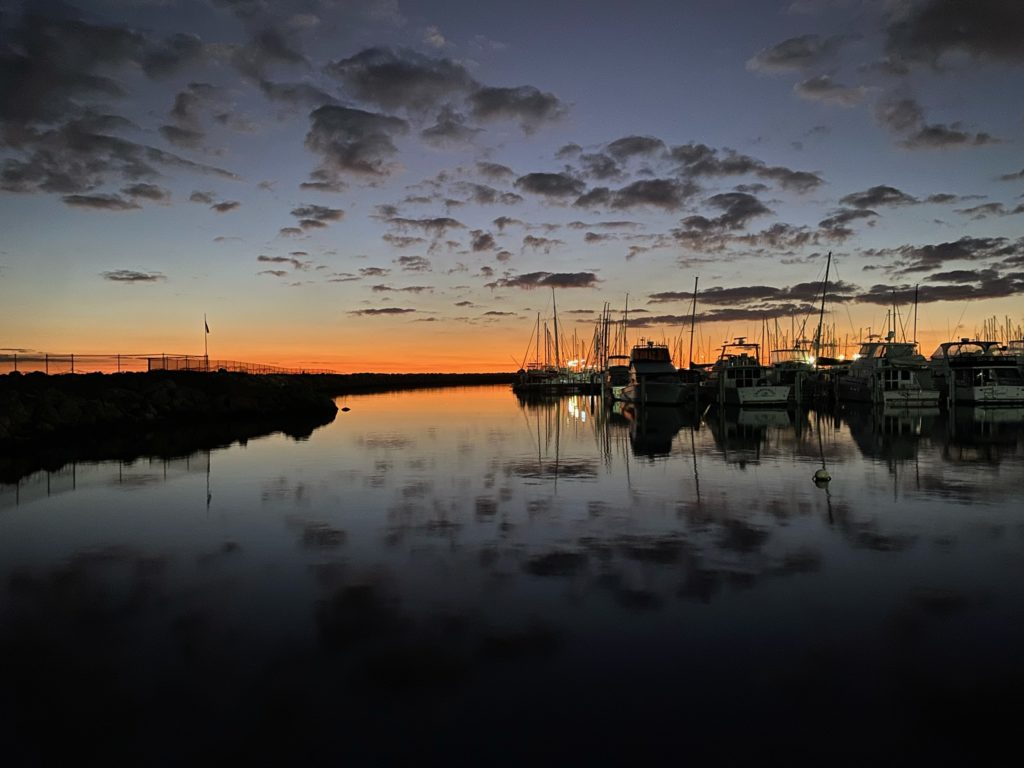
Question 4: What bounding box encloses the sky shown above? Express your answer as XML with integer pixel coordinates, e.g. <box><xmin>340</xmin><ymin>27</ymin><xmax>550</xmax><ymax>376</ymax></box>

<box><xmin>1</xmin><ymin>0</ymin><xmax>1023</xmax><ymax>372</ymax></box>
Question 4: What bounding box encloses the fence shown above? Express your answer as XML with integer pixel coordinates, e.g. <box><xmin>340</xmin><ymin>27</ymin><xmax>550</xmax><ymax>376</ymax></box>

<box><xmin>0</xmin><ymin>353</ymin><xmax>338</xmax><ymax>375</ymax></box>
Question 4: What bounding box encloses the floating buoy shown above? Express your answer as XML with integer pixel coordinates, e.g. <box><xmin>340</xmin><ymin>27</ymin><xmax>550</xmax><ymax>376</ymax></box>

<box><xmin>341</xmin><ymin>406</ymin><xmax>350</xmax><ymax>412</ymax></box>
<box><xmin>813</xmin><ymin>468</ymin><xmax>831</xmax><ymax>483</ymax></box>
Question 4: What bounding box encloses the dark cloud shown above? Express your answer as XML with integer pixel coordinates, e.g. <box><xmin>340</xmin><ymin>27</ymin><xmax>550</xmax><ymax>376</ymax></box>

<box><xmin>493</xmin><ymin>216</ymin><xmax>524</xmax><ymax>231</ymax></box>
<box><xmin>349</xmin><ymin>307</ymin><xmax>418</xmax><ymax>316</ymax></box>
<box><xmin>325</xmin><ymin>47</ymin><xmax>476</xmax><ymax>112</ymax></box>
<box><xmin>927</xmin><ymin>268</ymin><xmax>1001</xmax><ymax>283</ymax></box>
<box><xmin>746</xmin><ymin>34</ymin><xmax>847</xmax><ymax>73</ymax></box>
<box><xmin>121</xmin><ymin>183</ymin><xmax>169</xmax><ymax>201</ymax></box>
<box><xmin>469</xmin><ymin>86</ymin><xmax>566</xmax><ymax>133</ymax></box>
<box><xmin>258</xmin><ymin>254</ymin><xmax>309</xmax><ymax>270</ymax></box>
<box><xmin>420</xmin><ymin>106</ymin><xmax>482</xmax><ymax>146</ymax></box>
<box><xmin>840</xmin><ymin>185</ymin><xmax>918</xmax><ymax>208</ymax></box>
<box><xmin>522</xmin><ymin>235</ymin><xmax>564</xmax><ymax>254</ymax></box>
<box><xmin>574</xmin><ymin>187</ymin><xmax>611</xmax><ymax>208</ymax></box>
<box><xmin>857</xmin><ymin>276</ymin><xmax>1024</xmax><ymax>305</ymax></box>
<box><xmin>818</xmin><ymin>208</ymin><xmax>878</xmax><ymax>241</ymax></box>
<box><xmin>359</xmin><ymin>267</ymin><xmax>391</xmax><ymax>277</ymax></box>
<box><xmin>471</xmin><ymin>231</ymin><xmax>496</xmax><ymax>251</ymax></box>
<box><xmin>211</xmin><ymin>200</ymin><xmax>240</xmax><ymax>213</ymax></box>
<box><xmin>62</xmin><ymin>193</ymin><xmax>140</xmax><ymax>211</ymax></box>
<box><xmin>874</xmin><ymin>96</ymin><xmax>925</xmax><ymax>133</ymax></box>
<box><xmin>793</xmin><ymin>75</ymin><xmax>866</xmax><ymax>107</ymax></box>
<box><xmin>279</xmin><ymin>226</ymin><xmax>304</xmax><ymax>237</ymax></box>
<box><xmin>555</xmin><ymin>143</ymin><xmax>582</xmax><ymax>158</ymax></box>
<box><xmin>901</xmin><ymin>124</ymin><xmax>999</xmax><ymax>150</ymax></box>
<box><xmin>101</xmin><ymin>269</ymin><xmax>165</xmax><ymax>282</ymax></box>
<box><xmin>485</xmin><ymin>271</ymin><xmax>599</xmax><ymax>289</ymax></box>
<box><xmin>514</xmin><ymin>172</ymin><xmax>585</xmax><ymax>198</ymax></box>
<box><xmin>291</xmin><ymin>204</ymin><xmax>344</xmax><ymax>228</ymax></box>
<box><xmin>382</xmin><ymin>234</ymin><xmax>427</xmax><ymax>248</ymax></box>
<box><xmin>396</xmin><ymin>255</ymin><xmax>431</xmax><ymax>271</ymax></box>
<box><xmin>999</xmin><ymin>168</ymin><xmax>1024</xmax><ymax>181</ymax></box>
<box><xmin>159</xmin><ymin>124</ymin><xmax>204</xmax><ymax>149</ymax></box>
<box><xmin>567</xmin><ymin>220</ymin><xmax>641</xmax><ymax>230</ymax></box>
<box><xmin>370</xmin><ymin>284</ymin><xmax>431</xmax><ymax>293</ymax></box>
<box><xmin>609</xmin><ymin>179</ymin><xmax>694</xmax><ymax>210</ymax></box>
<box><xmin>606</xmin><ymin>135</ymin><xmax>666</xmax><ymax>160</ymax></box>
<box><xmin>454</xmin><ymin>183</ymin><xmax>523</xmax><ymax>205</ymax></box>
<box><xmin>387</xmin><ymin>217</ymin><xmax>463</xmax><ymax>235</ymax></box>
<box><xmin>231</xmin><ymin>28</ymin><xmax>306</xmax><ymax>81</ymax></box>
<box><xmin>864</xmin><ymin>236</ymin><xmax>1021</xmax><ymax>274</ymax></box>
<box><xmin>885</xmin><ymin>0</ymin><xmax>1024</xmax><ymax>65</ymax></box>
<box><xmin>579</xmin><ymin>153</ymin><xmax>621</xmax><ymax>180</ymax></box>
<box><xmin>704</xmin><ymin>192</ymin><xmax>772</xmax><ymax>228</ymax></box>
<box><xmin>1</xmin><ymin>115</ymin><xmax>238</xmax><ymax>196</ymax></box>
<box><xmin>670</xmin><ymin>143</ymin><xmax>823</xmax><ymax>192</ymax></box>
<box><xmin>482</xmin><ymin>310</ymin><xmax>516</xmax><ymax>316</ymax></box>
<box><xmin>955</xmin><ymin>202</ymin><xmax>1015</xmax><ymax>220</ymax></box>
<box><xmin>189</xmin><ymin>190</ymin><xmax>215</xmax><ymax>204</ymax></box>
<box><xmin>476</xmin><ymin>161</ymin><xmax>514</xmax><ymax>180</ymax></box>
<box><xmin>304</xmin><ymin>105</ymin><xmax>409</xmax><ymax>179</ymax></box>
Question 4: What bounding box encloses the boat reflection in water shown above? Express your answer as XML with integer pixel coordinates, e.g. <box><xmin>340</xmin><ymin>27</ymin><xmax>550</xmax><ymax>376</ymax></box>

<box><xmin>621</xmin><ymin>402</ymin><xmax>701</xmax><ymax>457</ymax></box>
<box><xmin>706</xmin><ymin>407</ymin><xmax>794</xmax><ymax>466</ymax></box>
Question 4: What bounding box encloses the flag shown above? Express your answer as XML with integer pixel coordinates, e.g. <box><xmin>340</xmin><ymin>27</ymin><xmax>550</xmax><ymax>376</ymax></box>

<box><xmin>205</xmin><ymin>319</ymin><xmax>210</xmax><ymax>334</ymax></box>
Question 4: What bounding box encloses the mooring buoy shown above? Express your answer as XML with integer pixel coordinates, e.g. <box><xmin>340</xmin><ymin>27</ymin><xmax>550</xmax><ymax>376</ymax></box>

<box><xmin>813</xmin><ymin>468</ymin><xmax>830</xmax><ymax>483</ymax></box>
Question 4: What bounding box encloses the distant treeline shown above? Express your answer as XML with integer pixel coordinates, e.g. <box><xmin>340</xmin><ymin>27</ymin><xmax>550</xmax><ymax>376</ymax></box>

<box><xmin>300</xmin><ymin>371</ymin><xmax>516</xmax><ymax>394</ymax></box>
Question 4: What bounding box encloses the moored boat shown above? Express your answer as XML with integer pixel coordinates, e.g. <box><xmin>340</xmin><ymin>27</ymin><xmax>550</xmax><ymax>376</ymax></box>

<box><xmin>621</xmin><ymin>341</ymin><xmax>697</xmax><ymax>405</ymax></box>
<box><xmin>839</xmin><ymin>332</ymin><xmax>939</xmax><ymax>407</ymax></box>
<box><xmin>929</xmin><ymin>339</ymin><xmax>1024</xmax><ymax>405</ymax></box>
<box><xmin>705</xmin><ymin>338</ymin><xmax>790</xmax><ymax>407</ymax></box>
<box><xmin>603</xmin><ymin>354</ymin><xmax>631</xmax><ymax>400</ymax></box>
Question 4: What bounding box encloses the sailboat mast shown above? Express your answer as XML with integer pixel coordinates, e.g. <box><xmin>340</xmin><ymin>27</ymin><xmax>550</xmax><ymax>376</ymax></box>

<box><xmin>913</xmin><ymin>284</ymin><xmax>919</xmax><ymax>345</ymax></box>
<box><xmin>815</xmin><ymin>251</ymin><xmax>832</xmax><ymax>363</ymax></box>
<box><xmin>688</xmin><ymin>276</ymin><xmax>699</xmax><ymax>368</ymax></box>
<box><xmin>552</xmin><ymin>287</ymin><xmax>560</xmax><ymax>371</ymax></box>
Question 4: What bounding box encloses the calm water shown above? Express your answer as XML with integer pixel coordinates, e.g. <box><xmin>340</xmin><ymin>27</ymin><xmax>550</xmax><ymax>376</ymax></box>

<box><xmin>2</xmin><ymin>386</ymin><xmax>1023</xmax><ymax>764</ymax></box>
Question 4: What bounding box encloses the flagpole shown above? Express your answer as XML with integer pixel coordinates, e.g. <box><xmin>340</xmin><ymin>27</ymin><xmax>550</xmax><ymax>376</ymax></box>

<box><xmin>204</xmin><ymin>313</ymin><xmax>209</xmax><ymax>371</ymax></box>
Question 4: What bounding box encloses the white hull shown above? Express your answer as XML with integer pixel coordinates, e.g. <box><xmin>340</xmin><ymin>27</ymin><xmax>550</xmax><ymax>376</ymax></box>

<box><xmin>724</xmin><ymin>385</ymin><xmax>791</xmax><ymax>407</ymax></box>
<box><xmin>952</xmin><ymin>384</ymin><xmax>1024</xmax><ymax>404</ymax></box>
<box><xmin>881</xmin><ymin>388</ymin><xmax>941</xmax><ymax>407</ymax></box>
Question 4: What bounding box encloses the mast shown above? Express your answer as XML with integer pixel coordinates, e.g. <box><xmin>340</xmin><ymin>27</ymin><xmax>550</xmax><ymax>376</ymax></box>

<box><xmin>913</xmin><ymin>284</ymin><xmax>919</xmax><ymax>346</ymax></box>
<box><xmin>623</xmin><ymin>293</ymin><xmax>629</xmax><ymax>353</ymax></box>
<box><xmin>814</xmin><ymin>251</ymin><xmax>831</xmax><ymax>364</ymax></box>
<box><xmin>688</xmin><ymin>276</ymin><xmax>699</xmax><ymax>368</ymax></box>
<box><xmin>551</xmin><ymin>287</ymin><xmax>560</xmax><ymax>371</ymax></box>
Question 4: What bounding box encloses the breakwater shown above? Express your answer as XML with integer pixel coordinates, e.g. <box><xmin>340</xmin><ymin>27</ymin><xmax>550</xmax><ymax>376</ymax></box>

<box><xmin>0</xmin><ymin>370</ymin><xmax>516</xmax><ymax>446</ymax></box>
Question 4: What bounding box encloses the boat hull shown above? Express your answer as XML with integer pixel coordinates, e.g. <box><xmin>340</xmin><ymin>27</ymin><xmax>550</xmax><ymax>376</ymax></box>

<box><xmin>621</xmin><ymin>380</ymin><xmax>696</xmax><ymax>405</ymax></box>
<box><xmin>952</xmin><ymin>384</ymin><xmax>1024</xmax><ymax>404</ymax></box>
<box><xmin>724</xmin><ymin>385</ymin><xmax>791</xmax><ymax>407</ymax></box>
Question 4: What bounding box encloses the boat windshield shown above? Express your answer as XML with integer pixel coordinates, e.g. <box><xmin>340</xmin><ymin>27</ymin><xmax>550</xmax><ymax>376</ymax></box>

<box><xmin>632</xmin><ymin>345</ymin><xmax>671</xmax><ymax>363</ymax></box>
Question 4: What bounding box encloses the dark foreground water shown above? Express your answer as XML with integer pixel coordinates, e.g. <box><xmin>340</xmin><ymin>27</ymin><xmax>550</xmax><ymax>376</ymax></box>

<box><xmin>2</xmin><ymin>387</ymin><xmax>1023</xmax><ymax>765</ymax></box>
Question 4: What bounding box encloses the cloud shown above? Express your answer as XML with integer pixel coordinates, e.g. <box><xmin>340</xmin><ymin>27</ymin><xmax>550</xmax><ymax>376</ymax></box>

<box><xmin>840</xmin><ymin>185</ymin><xmax>918</xmax><ymax>208</ymax></box>
<box><xmin>259</xmin><ymin>79</ymin><xmax>338</xmax><ymax>107</ymax></box>
<box><xmin>258</xmin><ymin>254</ymin><xmax>309</xmax><ymax>270</ymax></box>
<box><xmin>454</xmin><ymin>182</ymin><xmax>523</xmax><ymax>205</ymax></box>
<box><xmin>121</xmin><ymin>183</ymin><xmax>169</xmax><ymax>201</ymax></box>
<box><xmin>349</xmin><ymin>307</ymin><xmax>418</xmax><ymax>316</ymax></box>
<box><xmin>477</xmin><ymin>161</ymin><xmax>514</xmax><ymax>180</ymax></box>
<box><xmin>396</xmin><ymin>255</ymin><xmax>431</xmax><ymax>271</ymax></box>
<box><xmin>469</xmin><ymin>85</ymin><xmax>566</xmax><ymax>133</ymax></box>
<box><xmin>746</xmin><ymin>34</ymin><xmax>847</xmax><ymax>73</ymax></box>
<box><xmin>325</xmin><ymin>47</ymin><xmax>477</xmax><ymax>112</ymax></box>
<box><xmin>422</xmin><ymin>25</ymin><xmax>448</xmax><ymax>50</ymax></box>
<box><xmin>610</xmin><ymin>179</ymin><xmax>694</xmax><ymax>210</ymax></box>
<box><xmin>304</xmin><ymin>105</ymin><xmax>409</xmax><ymax>178</ymax></box>
<box><xmin>818</xmin><ymin>207</ymin><xmax>878</xmax><ymax>240</ymax></box>
<box><xmin>211</xmin><ymin>200</ymin><xmax>240</xmax><ymax>213</ymax></box>
<box><xmin>874</xmin><ymin>96</ymin><xmax>924</xmax><ymax>133</ymax></box>
<box><xmin>387</xmin><ymin>217</ymin><xmax>463</xmax><ymax>235</ymax></box>
<box><xmin>62</xmin><ymin>193</ymin><xmax>140</xmax><ymax>211</ymax></box>
<box><xmin>420</xmin><ymin>107</ymin><xmax>482</xmax><ymax>146</ymax></box>
<box><xmin>359</xmin><ymin>266</ymin><xmax>391</xmax><ymax>277</ymax></box>
<box><xmin>605</xmin><ymin>135</ymin><xmax>666</xmax><ymax>160</ymax></box>
<box><xmin>954</xmin><ymin>202</ymin><xmax>1022</xmax><ymax>220</ymax></box>
<box><xmin>793</xmin><ymin>75</ymin><xmax>867</xmax><ymax>107</ymax></box>
<box><xmin>670</xmin><ymin>143</ymin><xmax>823</xmax><ymax>192</ymax></box>
<box><xmin>493</xmin><ymin>216</ymin><xmax>524</xmax><ymax>231</ymax></box>
<box><xmin>885</xmin><ymin>0</ymin><xmax>1024</xmax><ymax>65</ymax></box>
<box><xmin>230</xmin><ymin>28</ymin><xmax>306</xmax><ymax>81</ymax></box>
<box><xmin>522</xmin><ymin>235</ymin><xmax>564</xmax><ymax>253</ymax></box>
<box><xmin>102</xmin><ymin>269</ymin><xmax>165</xmax><ymax>282</ymax></box>
<box><xmin>471</xmin><ymin>231</ymin><xmax>496</xmax><ymax>251</ymax></box>
<box><xmin>998</xmin><ymin>168</ymin><xmax>1024</xmax><ymax>181</ymax></box>
<box><xmin>370</xmin><ymin>284</ymin><xmax>431</xmax><ymax>293</ymax></box>
<box><xmin>189</xmin><ymin>190</ymin><xmax>215</xmax><ymax>203</ymax></box>
<box><xmin>159</xmin><ymin>124</ymin><xmax>204</xmax><ymax>149</ymax></box>
<box><xmin>864</xmin><ymin>235</ymin><xmax>1020</xmax><ymax>274</ymax></box>
<box><xmin>485</xmin><ymin>271</ymin><xmax>599</xmax><ymax>289</ymax></box>
<box><xmin>579</xmin><ymin>153</ymin><xmax>621</xmax><ymax>180</ymax></box>
<box><xmin>514</xmin><ymin>172</ymin><xmax>585</xmax><ymax>197</ymax></box>
<box><xmin>382</xmin><ymin>234</ymin><xmax>427</xmax><ymax>248</ymax></box>
<box><xmin>901</xmin><ymin>124</ymin><xmax>999</xmax><ymax>150</ymax></box>
<box><xmin>291</xmin><ymin>203</ymin><xmax>344</xmax><ymax>228</ymax></box>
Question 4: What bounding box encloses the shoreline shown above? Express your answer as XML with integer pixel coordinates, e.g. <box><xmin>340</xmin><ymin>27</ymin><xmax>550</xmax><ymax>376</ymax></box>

<box><xmin>0</xmin><ymin>370</ymin><xmax>517</xmax><ymax>447</ymax></box>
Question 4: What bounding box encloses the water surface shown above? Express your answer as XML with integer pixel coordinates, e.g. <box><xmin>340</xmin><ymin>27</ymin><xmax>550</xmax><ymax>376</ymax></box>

<box><xmin>2</xmin><ymin>387</ymin><xmax>1023</xmax><ymax>764</ymax></box>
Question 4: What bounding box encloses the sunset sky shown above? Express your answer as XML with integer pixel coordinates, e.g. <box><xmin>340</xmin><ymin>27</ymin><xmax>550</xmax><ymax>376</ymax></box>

<box><xmin>1</xmin><ymin>0</ymin><xmax>1022</xmax><ymax>372</ymax></box>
